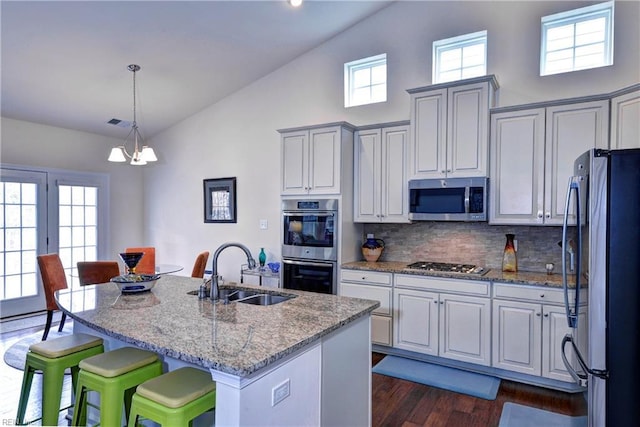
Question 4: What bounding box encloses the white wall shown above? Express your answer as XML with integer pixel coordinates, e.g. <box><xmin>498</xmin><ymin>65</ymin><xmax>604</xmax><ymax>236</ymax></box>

<box><xmin>0</xmin><ymin>117</ymin><xmax>145</xmax><ymax>259</ymax></box>
<box><xmin>145</xmin><ymin>0</ymin><xmax>639</xmax><ymax>281</ymax></box>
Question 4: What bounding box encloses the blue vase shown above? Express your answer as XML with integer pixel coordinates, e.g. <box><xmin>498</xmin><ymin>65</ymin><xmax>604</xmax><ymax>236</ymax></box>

<box><xmin>259</xmin><ymin>248</ymin><xmax>266</xmax><ymax>267</ymax></box>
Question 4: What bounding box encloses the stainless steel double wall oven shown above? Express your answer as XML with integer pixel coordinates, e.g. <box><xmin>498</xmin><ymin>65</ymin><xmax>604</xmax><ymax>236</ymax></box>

<box><xmin>281</xmin><ymin>199</ymin><xmax>338</xmax><ymax>294</ymax></box>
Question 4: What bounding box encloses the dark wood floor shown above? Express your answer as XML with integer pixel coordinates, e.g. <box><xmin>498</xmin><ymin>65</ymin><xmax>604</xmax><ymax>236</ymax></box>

<box><xmin>1</xmin><ymin>320</ymin><xmax>586</xmax><ymax>426</ymax></box>
<box><xmin>371</xmin><ymin>353</ymin><xmax>587</xmax><ymax>427</ymax></box>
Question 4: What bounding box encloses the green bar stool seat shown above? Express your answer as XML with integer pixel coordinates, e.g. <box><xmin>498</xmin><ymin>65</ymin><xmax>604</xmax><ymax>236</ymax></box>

<box><xmin>127</xmin><ymin>367</ymin><xmax>216</xmax><ymax>426</ymax></box>
<box><xmin>16</xmin><ymin>333</ymin><xmax>104</xmax><ymax>426</ymax></box>
<box><xmin>72</xmin><ymin>346</ymin><xmax>163</xmax><ymax>427</ymax></box>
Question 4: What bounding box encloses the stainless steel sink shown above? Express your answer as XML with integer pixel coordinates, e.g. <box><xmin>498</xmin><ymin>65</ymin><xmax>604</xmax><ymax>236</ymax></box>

<box><xmin>188</xmin><ymin>287</ymin><xmax>294</xmax><ymax>305</ymax></box>
<box><xmin>236</xmin><ymin>293</ymin><xmax>294</xmax><ymax>306</ymax></box>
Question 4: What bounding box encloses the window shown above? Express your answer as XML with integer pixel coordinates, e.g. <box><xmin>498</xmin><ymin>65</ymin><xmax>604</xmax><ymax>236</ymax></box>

<box><xmin>433</xmin><ymin>31</ymin><xmax>487</xmax><ymax>84</ymax></box>
<box><xmin>344</xmin><ymin>54</ymin><xmax>387</xmax><ymax>107</ymax></box>
<box><xmin>540</xmin><ymin>1</ymin><xmax>614</xmax><ymax>76</ymax></box>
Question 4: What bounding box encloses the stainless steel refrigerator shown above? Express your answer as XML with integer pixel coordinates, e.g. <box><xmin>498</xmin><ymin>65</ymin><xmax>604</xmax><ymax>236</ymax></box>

<box><xmin>561</xmin><ymin>148</ymin><xmax>640</xmax><ymax>427</ymax></box>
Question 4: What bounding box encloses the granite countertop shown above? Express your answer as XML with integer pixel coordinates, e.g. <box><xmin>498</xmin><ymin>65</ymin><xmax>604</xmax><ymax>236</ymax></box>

<box><xmin>55</xmin><ymin>275</ymin><xmax>379</xmax><ymax>377</ymax></box>
<box><xmin>341</xmin><ymin>261</ymin><xmax>582</xmax><ymax>288</ymax></box>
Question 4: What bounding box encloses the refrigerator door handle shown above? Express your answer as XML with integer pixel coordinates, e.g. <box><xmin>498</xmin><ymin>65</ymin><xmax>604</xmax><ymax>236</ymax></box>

<box><xmin>562</xmin><ymin>333</ymin><xmax>608</xmax><ymax>385</ymax></box>
<box><xmin>562</xmin><ymin>177</ymin><xmax>581</xmax><ymax>328</ymax></box>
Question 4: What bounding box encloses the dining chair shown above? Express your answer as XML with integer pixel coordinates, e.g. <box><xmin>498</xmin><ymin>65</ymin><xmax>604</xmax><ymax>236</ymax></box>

<box><xmin>77</xmin><ymin>261</ymin><xmax>121</xmax><ymax>286</ymax></box>
<box><xmin>191</xmin><ymin>251</ymin><xmax>210</xmax><ymax>278</ymax></box>
<box><xmin>36</xmin><ymin>253</ymin><xmax>69</xmax><ymax>341</ymax></box>
<box><xmin>125</xmin><ymin>247</ymin><xmax>156</xmax><ymax>275</ymax></box>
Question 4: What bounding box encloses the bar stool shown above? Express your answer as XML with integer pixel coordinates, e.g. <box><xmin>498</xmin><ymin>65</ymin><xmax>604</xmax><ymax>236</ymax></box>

<box><xmin>72</xmin><ymin>347</ymin><xmax>163</xmax><ymax>427</ymax></box>
<box><xmin>16</xmin><ymin>333</ymin><xmax>104</xmax><ymax>426</ymax></box>
<box><xmin>127</xmin><ymin>367</ymin><xmax>216</xmax><ymax>426</ymax></box>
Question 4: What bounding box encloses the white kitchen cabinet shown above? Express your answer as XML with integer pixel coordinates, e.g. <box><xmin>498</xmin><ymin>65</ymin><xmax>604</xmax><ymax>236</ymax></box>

<box><xmin>340</xmin><ymin>269</ymin><xmax>393</xmax><ymax>346</ymax></box>
<box><xmin>610</xmin><ymin>85</ymin><xmax>640</xmax><ymax>149</ymax></box>
<box><xmin>393</xmin><ymin>274</ymin><xmax>491</xmax><ymax>366</ymax></box>
<box><xmin>408</xmin><ymin>75</ymin><xmax>498</xmax><ymax>179</ymax></box>
<box><xmin>492</xmin><ymin>283</ymin><xmax>588</xmax><ymax>382</ymax></box>
<box><xmin>354</xmin><ymin>123</ymin><xmax>410</xmax><ymax>223</ymax></box>
<box><xmin>490</xmin><ymin>99</ymin><xmax>609</xmax><ymax>225</ymax></box>
<box><xmin>280</xmin><ymin>123</ymin><xmax>354</xmax><ymax>196</ymax></box>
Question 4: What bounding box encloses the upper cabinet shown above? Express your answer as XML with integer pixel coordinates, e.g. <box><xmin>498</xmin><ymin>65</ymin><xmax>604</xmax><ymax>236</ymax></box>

<box><xmin>610</xmin><ymin>85</ymin><xmax>640</xmax><ymax>150</ymax></box>
<box><xmin>280</xmin><ymin>123</ymin><xmax>354</xmax><ymax>196</ymax></box>
<box><xmin>490</xmin><ymin>99</ymin><xmax>609</xmax><ymax>225</ymax></box>
<box><xmin>354</xmin><ymin>123</ymin><xmax>410</xmax><ymax>223</ymax></box>
<box><xmin>407</xmin><ymin>76</ymin><xmax>498</xmax><ymax>179</ymax></box>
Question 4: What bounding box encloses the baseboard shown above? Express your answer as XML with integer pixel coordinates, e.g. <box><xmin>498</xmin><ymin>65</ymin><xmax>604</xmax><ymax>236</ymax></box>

<box><xmin>0</xmin><ymin>311</ymin><xmax>63</xmax><ymax>334</ymax></box>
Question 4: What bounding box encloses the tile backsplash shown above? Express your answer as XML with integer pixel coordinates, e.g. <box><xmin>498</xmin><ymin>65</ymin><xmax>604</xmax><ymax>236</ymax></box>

<box><xmin>364</xmin><ymin>222</ymin><xmax>566</xmax><ymax>273</ymax></box>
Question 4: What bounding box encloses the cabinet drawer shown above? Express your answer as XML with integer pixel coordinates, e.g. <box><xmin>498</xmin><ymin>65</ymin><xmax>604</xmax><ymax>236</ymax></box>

<box><xmin>341</xmin><ymin>269</ymin><xmax>392</xmax><ymax>286</ymax></box>
<box><xmin>395</xmin><ymin>274</ymin><xmax>489</xmax><ymax>296</ymax></box>
<box><xmin>372</xmin><ymin>315</ymin><xmax>392</xmax><ymax>346</ymax></box>
<box><xmin>340</xmin><ymin>282</ymin><xmax>392</xmax><ymax>315</ymax></box>
<box><xmin>493</xmin><ymin>283</ymin><xmax>579</xmax><ymax>304</ymax></box>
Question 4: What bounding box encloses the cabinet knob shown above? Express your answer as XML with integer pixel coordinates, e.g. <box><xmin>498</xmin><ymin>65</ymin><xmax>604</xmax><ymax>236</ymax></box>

<box><xmin>441</xmin><ymin>170</ymin><xmax>446</xmax><ymax>173</ymax></box>
<box><xmin>447</xmin><ymin>169</ymin><xmax>452</xmax><ymax>173</ymax></box>
<box><xmin>545</xmin><ymin>212</ymin><xmax>551</xmax><ymax>219</ymax></box>
<box><xmin>536</xmin><ymin>312</ymin><xmax>541</xmax><ymax>317</ymax></box>
<box><xmin>537</xmin><ymin>211</ymin><xmax>543</xmax><ymax>219</ymax></box>
<box><xmin>440</xmin><ymin>301</ymin><xmax>444</xmax><ymax>305</ymax></box>
<box><xmin>540</xmin><ymin>294</ymin><xmax>545</xmax><ymax>298</ymax></box>
<box><xmin>434</xmin><ymin>300</ymin><xmax>438</xmax><ymax>304</ymax></box>
<box><xmin>362</xmin><ymin>277</ymin><xmax>366</xmax><ymax>280</ymax></box>
<box><xmin>544</xmin><ymin>313</ymin><xmax>549</xmax><ymax>318</ymax></box>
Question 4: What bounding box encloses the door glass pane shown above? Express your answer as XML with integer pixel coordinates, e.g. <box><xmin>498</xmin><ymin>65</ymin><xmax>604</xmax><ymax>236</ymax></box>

<box><xmin>58</xmin><ymin>185</ymin><xmax>98</xmax><ymax>288</ymax></box>
<box><xmin>1</xmin><ymin>181</ymin><xmax>39</xmax><ymax>300</ymax></box>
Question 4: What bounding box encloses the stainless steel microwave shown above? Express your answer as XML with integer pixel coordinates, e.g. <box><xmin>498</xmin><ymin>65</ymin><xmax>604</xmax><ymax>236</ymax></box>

<box><xmin>408</xmin><ymin>177</ymin><xmax>488</xmax><ymax>221</ymax></box>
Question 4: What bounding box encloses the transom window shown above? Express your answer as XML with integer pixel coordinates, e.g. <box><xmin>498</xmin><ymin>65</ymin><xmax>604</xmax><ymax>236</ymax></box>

<box><xmin>432</xmin><ymin>31</ymin><xmax>487</xmax><ymax>84</ymax></box>
<box><xmin>344</xmin><ymin>54</ymin><xmax>387</xmax><ymax>108</ymax></box>
<box><xmin>540</xmin><ymin>1</ymin><xmax>614</xmax><ymax>76</ymax></box>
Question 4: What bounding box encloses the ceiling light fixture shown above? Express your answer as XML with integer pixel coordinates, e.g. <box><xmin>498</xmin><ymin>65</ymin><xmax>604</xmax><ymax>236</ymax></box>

<box><xmin>108</xmin><ymin>64</ymin><xmax>157</xmax><ymax>166</ymax></box>
<box><xmin>289</xmin><ymin>0</ymin><xmax>303</xmax><ymax>7</ymax></box>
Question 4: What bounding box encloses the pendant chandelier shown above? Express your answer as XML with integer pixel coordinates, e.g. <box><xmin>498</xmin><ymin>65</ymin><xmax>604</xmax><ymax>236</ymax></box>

<box><xmin>108</xmin><ymin>64</ymin><xmax>157</xmax><ymax>165</ymax></box>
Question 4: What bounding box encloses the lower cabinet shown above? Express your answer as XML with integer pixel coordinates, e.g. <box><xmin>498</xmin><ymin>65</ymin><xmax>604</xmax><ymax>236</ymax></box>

<box><xmin>393</xmin><ymin>275</ymin><xmax>491</xmax><ymax>366</ymax></box>
<box><xmin>340</xmin><ymin>269</ymin><xmax>393</xmax><ymax>346</ymax></box>
<box><xmin>492</xmin><ymin>283</ymin><xmax>588</xmax><ymax>382</ymax></box>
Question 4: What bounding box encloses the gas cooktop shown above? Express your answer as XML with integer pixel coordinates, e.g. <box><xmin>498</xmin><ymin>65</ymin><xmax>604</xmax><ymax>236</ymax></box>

<box><xmin>406</xmin><ymin>261</ymin><xmax>487</xmax><ymax>275</ymax></box>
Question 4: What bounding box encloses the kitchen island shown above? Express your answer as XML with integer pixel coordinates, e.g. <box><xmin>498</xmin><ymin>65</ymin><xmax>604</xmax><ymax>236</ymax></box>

<box><xmin>56</xmin><ymin>275</ymin><xmax>379</xmax><ymax>426</ymax></box>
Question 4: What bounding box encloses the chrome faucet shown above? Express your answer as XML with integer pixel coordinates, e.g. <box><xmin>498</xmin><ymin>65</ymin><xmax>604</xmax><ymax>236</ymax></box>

<box><xmin>210</xmin><ymin>242</ymin><xmax>257</xmax><ymax>301</ymax></box>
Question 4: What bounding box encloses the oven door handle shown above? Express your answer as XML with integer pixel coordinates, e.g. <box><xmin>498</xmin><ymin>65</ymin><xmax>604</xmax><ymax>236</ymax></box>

<box><xmin>282</xmin><ymin>211</ymin><xmax>335</xmax><ymax>217</ymax></box>
<box><xmin>282</xmin><ymin>259</ymin><xmax>334</xmax><ymax>268</ymax></box>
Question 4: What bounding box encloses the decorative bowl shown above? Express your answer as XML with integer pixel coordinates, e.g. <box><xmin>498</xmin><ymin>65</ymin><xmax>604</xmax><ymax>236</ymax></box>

<box><xmin>267</xmin><ymin>262</ymin><xmax>280</xmax><ymax>274</ymax></box>
<box><xmin>111</xmin><ymin>274</ymin><xmax>160</xmax><ymax>293</ymax></box>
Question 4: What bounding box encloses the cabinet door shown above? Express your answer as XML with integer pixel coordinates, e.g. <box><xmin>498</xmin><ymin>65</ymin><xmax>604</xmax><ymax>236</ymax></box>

<box><xmin>371</xmin><ymin>315</ymin><xmax>392</xmax><ymax>346</ymax></box>
<box><xmin>354</xmin><ymin>129</ymin><xmax>381</xmax><ymax>222</ymax></box>
<box><xmin>542</xmin><ymin>305</ymin><xmax>588</xmax><ymax>382</ymax></box>
<box><xmin>489</xmin><ymin>108</ymin><xmax>546</xmax><ymax>225</ymax></box>
<box><xmin>281</xmin><ymin>130</ymin><xmax>309</xmax><ymax>195</ymax></box>
<box><xmin>447</xmin><ymin>82</ymin><xmax>490</xmax><ymax>178</ymax></box>
<box><xmin>381</xmin><ymin>126</ymin><xmax>409</xmax><ymax>223</ymax></box>
<box><xmin>439</xmin><ymin>293</ymin><xmax>491</xmax><ymax>366</ymax></box>
<box><xmin>393</xmin><ymin>288</ymin><xmax>439</xmax><ymax>355</ymax></box>
<box><xmin>308</xmin><ymin>127</ymin><xmax>341</xmax><ymax>194</ymax></box>
<box><xmin>410</xmin><ymin>88</ymin><xmax>447</xmax><ymax>178</ymax></box>
<box><xmin>610</xmin><ymin>88</ymin><xmax>640</xmax><ymax>149</ymax></box>
<box><xmin>545</xmin><ymin>100</ymin><xmax>609</xmax><ymax>224</ymax></box>
<box><xmin>492</xmin><ymin>299</ymin><xmax>541</xmax><ymax>376</ymax></box>
<box><xmin>340</xmin><ymin>282</ymin><xmax>391</xmax><ymax>316</ymax></box>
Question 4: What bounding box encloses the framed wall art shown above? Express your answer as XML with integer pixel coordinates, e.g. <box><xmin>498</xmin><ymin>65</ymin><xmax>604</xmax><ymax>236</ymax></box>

<box><xmin>203</xmin><ymin>177</ymin><xmax>237</xmax><ymax>223</ymax></box>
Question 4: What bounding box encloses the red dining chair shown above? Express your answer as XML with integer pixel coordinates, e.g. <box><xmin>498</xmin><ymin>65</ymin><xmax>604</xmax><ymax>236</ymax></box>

<box><xmin>77</xmin><ymin>261</ymin><xmax>121</xmax><ymax>286</ymax></box>
<box><xmin>125</xmin><ymin>247</ymin><xmax>156</xmax><ymax>275</ymax></box>
<box><xmin>36</xmin><ymin>254</ymin><xmax>68</xmax><ymax>340</ymax></box>
<box><xmin>191</xmin><ymin>251</ymin><xmax>210</xmax><ymax>278</ymax></box>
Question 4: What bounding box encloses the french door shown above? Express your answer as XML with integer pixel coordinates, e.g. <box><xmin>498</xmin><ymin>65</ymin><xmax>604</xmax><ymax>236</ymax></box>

<box><xmin>0</xmin><ymin>166</ymin><xmax>109</xmax><ymax>318</ymax></box>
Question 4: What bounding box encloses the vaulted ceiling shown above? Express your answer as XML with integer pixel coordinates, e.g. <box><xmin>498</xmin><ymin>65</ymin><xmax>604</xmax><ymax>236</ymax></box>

<box><xmin>1</xmin><ymin>1</ymin><xmax>393</xmax><ymax>139</ymax></box>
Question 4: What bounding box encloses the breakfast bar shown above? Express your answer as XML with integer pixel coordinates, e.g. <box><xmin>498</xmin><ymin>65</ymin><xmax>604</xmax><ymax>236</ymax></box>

<box><xmin>55</xmin><ymin>275</ymin><xmax>379</xmax><ymax>426</ymax></box>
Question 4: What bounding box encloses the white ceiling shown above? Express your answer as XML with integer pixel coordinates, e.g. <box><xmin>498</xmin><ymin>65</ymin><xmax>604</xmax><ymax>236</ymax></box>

<box><xmin>1</xmin><ymin>0</ymin><xmax>393</xmax><ymax>139</ymax></box>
